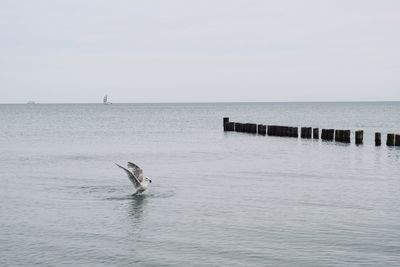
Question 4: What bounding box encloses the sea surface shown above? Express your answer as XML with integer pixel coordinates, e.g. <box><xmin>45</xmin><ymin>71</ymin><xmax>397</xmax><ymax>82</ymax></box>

<box><xmin>1</xmin><ymin>102</ymin><xmax>400</xmax><ymax>266</ymax></box>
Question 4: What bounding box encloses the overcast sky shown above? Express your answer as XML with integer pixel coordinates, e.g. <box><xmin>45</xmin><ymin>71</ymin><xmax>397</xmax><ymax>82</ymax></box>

<box><xmin>1</xmin><ymin>0</ymin><xmax>399</xmax><ymax>103</ymax></box>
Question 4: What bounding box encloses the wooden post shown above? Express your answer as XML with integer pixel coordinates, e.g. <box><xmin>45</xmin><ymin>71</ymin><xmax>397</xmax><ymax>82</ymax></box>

<box><xmin>323</xmin><ymin>129</ymin><xmax>334</xmax><ymax>141</ymax></box>
<box><xmin>276</xmin><ymin>126</ymin><xmax>282</xmax><ymax>137</ymax></box>
<box><xmin>223</xmin><ymin>117</ymin><xmax>229</xmax><ymax>131</ymax></box>
<box><xmin>245</xmin><ymin>123</ymin><xmax>251</xmax><ymax>133</ymax></box>
<box><xmin>243</xmin><ymin>123</ymin><xmax>257</xmax><ymax>134</ymax></box>
<box><xmin>328</xmin><ymin>129</ymin><xmax>334</xmax><ymax>141</ymax></box>
<box><xmin>279</xmin><ymin>126</ymin><xmax>284</xmax><ymax>136</ymax></box>
<box><xmin>335</xmin><ymin>130</ymin><xmax>342</xmax><ymax>142</ymax></box>
<box><xmin>307</xmin><ymin>127</ymin><xmax>312</xmax><ymax>138</ymax></box>
<box><xmin>242</xmin><ymin>123</ymin><xmax>247</xmax><ymax>133</ymax></box>
<box><xmin>282</xmin><ymin>126</ymin><xmax>288</xmax><ymax>137</ymax></box>
<box><xmin>244</xmin><ymin>123</ymin><xmax>249</xmax><ymax>133</ymax></box>
<box><xmin>301</xmin><ymin>127</ymin><xmax>306</xmax><ymax>138</ymax></box>
<box><xmin>343</xmin><ymin>130</ymin><xmax>351</xmax><ymax>143</ymax></box>
<box><xmin>287</xmin><ymin>127</ymin><xmax>292</xmax><ymax>137</ymax></box>
<box><xmin>289</xmin><ymin>127</ymin><xmax>296</xmax><ymax>138</ymax></box>
<box><xmin>313</xmin><ymin>128</ymin><xmax>319</xmax><ymax>139</ymax></box>
<box><xmin>225</xmin><ymin>122</ymin><xmax>234</xmax><ymax>131</ymax></box>
<box><xmin>234</xmin><ymin>123</ymin><xmax>242</xmax><ymax>132</ymax></box>
<box><xmin>286</xmin><ymin>126</ymin><xmax>292</xmax><ymax>137</ymax></box>
<box><xmin>301</xmin><ymin>127</ymin><xmax>312</xmax><ymax>139</ymax></box>
<box><xmin>395</xmin><ymin>135</ymin><xmax>400</xmax><ymax>146</ymax></box>
<box><xmin>293</xmin><ymin>127</ymin><xmax>299</xmax><ymax>138</ymax></box>
<box><xmin>257</xmin><ymin>125</ymin><xmax>264</xmax><ymax>135</ymax></box>
<box><xmin>250</xmin><ymin>123</ymin><xmax>257</xmax><ymax>134</ymax></box>
<box><xmin>271</xmin><ymin>125</ymin><xmax>278</xmax><ymax>136</ymax></box>
<box><xmin>280</xmin><ymin>126</ymin><xmax>286</xmax><ymax>137</ymax></box>
<box><xmin>334</xmin><ymin>130</ymin><xmax>350</xmax><ymax>143</ymax></box>
<box><xmin>267</xmin><ymin>125</ymin><xmax>273</xmax><ymax>136</ymax></box>
<box><xmin>375</xmin><ymin>132</ymin><xmax>381</xmax><ymax>146</ymax></box>
<box><xmin>258</xmin><ymin>125</ymin><xmax>266</xmax><ymax>135</ymax></box>
<box><xmin>387</xmin><ymin>133</ymin><xmax>395</xmax><ymax>146</ymax></box>
<box><xmin>355</xmin><ymin>130</ymin><xmax>363</xmax><ymax>145</ymax></box>
<box><xmin>321</xmin><ymin>129</ymin><xmax>326</xmax><ymax>140</ymax></box>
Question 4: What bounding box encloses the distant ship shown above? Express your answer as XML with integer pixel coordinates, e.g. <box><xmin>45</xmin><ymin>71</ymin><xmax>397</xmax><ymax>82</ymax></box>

<box><xmin>103</xmin><ymin>95</ymin><xmax>112</xmax><ymax>105</ymax></box>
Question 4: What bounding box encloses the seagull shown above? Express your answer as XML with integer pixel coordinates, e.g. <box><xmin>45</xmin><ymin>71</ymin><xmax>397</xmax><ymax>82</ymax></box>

<box><xmin>115</xmin><ymin>162</ymin><xmax>152</xmax><ymax>195</ymax></box>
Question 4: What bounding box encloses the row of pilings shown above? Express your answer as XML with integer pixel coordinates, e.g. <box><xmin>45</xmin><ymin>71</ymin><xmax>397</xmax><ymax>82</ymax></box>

<box><xmin>223</xmin><ymin>117</ymin><xmax>400</xmax><ymax>146</ymax></box>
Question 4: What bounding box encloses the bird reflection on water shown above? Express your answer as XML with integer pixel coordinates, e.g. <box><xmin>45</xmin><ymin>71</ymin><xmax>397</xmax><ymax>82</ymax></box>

<box><xmin>128</xmin><ymin>194</ymin><xmax>148</xmax><ymax>221</ymax></box>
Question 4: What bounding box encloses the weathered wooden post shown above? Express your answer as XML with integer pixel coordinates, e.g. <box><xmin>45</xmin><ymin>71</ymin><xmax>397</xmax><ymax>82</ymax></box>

<box><xmin>287</xmin><ymin>127</ymin><xmax>292</xmax><ymax>137</ymax></box>
<box><xmin>387</xmin><ymin>133</ymin><xmax>395</xmax><ymax>146</ymax></box>
<box><xmin>282</xmin><ymin>126</ymin><xmax>288</xmax><ymax>137</ymax></box>
<box><xmin>395</xmin><ymin>135</ymin><xmax>400</xmax><ymax>146</ymax></box>
<box><xmin>313</xmin><ymin>128</ymin><xmax>319</xmax><ymax>139</ymax></box>
<box><xmin>287</xmin><ymin>126</ymin><xmax>292</xmax><ymax>137</ymax></box>
<box><xmin>323</xmin><ymin>129</ymin><xmax>334</xmax><ymax>141</ymax></box>
<box><xmin>283</xmin><ymin>126</ymin><xmax>288</xmax><ymax>137</ymax></box>
<box><xmin>301</xmin><ymin>127</ymin><xmax>312</xmax><ymax>139</ymax></box>
<box><xmin>243</xmin><ymin>123</ymin><xmax>247</xmax><ymax>133</ymax></box>
<box><xmin>250</xmin><ymin>123</ymin><xmax>257</xmax><ymax>134</ymax></box>
<box><xmin>234</xmin><ymin>122</ymin><xmax>241</xmax><ymax>132</ymax></box>
<box><xmin>280</xmin><ymin>126</ymin><xmax>286</xmax><ymax>137</ymax></box>
<box><xmin>355</xmin><ymin>130</ymin><xmax>363</xmax><ymax>145</ymax></box>
<box><xmin>225</xmin><ymin>122</ymin><xmax>234</xmax><ymax>131</ymax></box>
<box><xmin>293</xmin><ymin>127</ymin><xmax>299</xmax><ymax>138</ymax></box>
<box><xmin>321</xmin><ymin>129</ymin><xmax>326</xmax><ymax>140</ymax></box>
<box><xmin>329</xmin><ymin>129</ymin><xmax>334</xmax><ymax>141</ymax></box>
<box><xmin>267</xmin><ymin>126</ymin><xmax>273</xmax><ymax>136</ymax></box>
<box><xmin>289</xmin><ymin>127</ymin><xmax>298</xmax><ymax>137</ymax></box>
<box><xmin>375</xmin><ymin>132</ymin><xmax>381</xmax><ymax>146</ymax></box>
<box><xmin>335</xmin><ymin>130</ymin><xmax>343</xmax><ymax>142</ymax></box>
<box><xmin>276</xmin><ymin>126</ymin><xmax>282</xmax><ymax>137</ymax></box>
<box><xmin>259</xmin><ymin>125</ymin><xmax>267</xmax><ymax>135</ymax></box>
<box><xmin>258</xmin><ymin>125</ymin><xmax>264</xmax><ymax>135</ymax></box>
<box><xmin>244</xmin><ymin>123</ymin><xmax>250</xmax><ymax>133</ymax></box>
<box><xmin>242</xmin><ymin>123</ymin><xmax>247</xmax><ymax>133</ymax></box>
<box><xmin>223</xmin><ymin>117</ymin><xmax>229</xmax><ymax>131</ymax></box>
<box><xmin>343</xmin><ymin>130</ymin><xmax>351</xmax><ymax>143</ymax></box>
<box><xmin>270</xmin><ymin>125</ymin><xmax>278</xmax><ymax>136</ymax></box>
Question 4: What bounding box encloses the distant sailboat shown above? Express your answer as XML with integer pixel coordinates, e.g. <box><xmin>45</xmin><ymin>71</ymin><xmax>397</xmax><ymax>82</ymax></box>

<box><xmin>103</xmin><ymin>95</ymin><xmax>112</xmax><ymax>105</ymax></box>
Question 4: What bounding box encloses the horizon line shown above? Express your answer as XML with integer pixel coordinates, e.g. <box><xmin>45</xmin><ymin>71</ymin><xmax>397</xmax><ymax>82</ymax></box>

<box><xmin>1</xmin><ymin>100</ymin><xmax>400</xmax><ymax>105</ymax></box>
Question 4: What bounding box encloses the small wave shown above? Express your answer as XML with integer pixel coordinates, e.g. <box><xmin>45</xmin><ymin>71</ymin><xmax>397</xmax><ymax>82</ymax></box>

<box><xmin>105</xmin><ymin>189</ymin><xmax>175</xmax><ymax>201</ymax></box>
<box><xmin>105</xmin><ymin>195</ymin><xmax>139</xmax><ymax>201</ymax></box>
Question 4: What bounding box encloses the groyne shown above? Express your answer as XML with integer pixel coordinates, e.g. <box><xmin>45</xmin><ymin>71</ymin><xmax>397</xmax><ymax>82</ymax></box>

<box><xmin>223</xmin><ymin>117</ymin><xmax>400</xmax><ymax>147</ymax></box>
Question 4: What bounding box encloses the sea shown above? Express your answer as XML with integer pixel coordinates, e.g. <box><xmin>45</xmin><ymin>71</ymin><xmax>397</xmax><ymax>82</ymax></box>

<box><xmin>1</xmin><ymin>102</ymin><xmax>400</xmax><ymax>266</ymax></box>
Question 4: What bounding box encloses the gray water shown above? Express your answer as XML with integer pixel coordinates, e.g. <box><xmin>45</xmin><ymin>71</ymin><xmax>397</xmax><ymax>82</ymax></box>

<box><xmin>1</xmin><ymin>102</ymin><xmax>400</xmax><ymax>266</ymax></box>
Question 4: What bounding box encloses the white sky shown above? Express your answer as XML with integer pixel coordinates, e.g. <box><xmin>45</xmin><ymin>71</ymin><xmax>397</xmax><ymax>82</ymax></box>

<box><xmin>1</xmin><ymin>0</ymin><xmax>399</xmax><ymax>103</ymax></box>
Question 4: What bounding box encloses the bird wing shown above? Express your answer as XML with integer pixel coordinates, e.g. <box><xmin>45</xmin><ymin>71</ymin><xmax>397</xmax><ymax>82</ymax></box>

<box><xmin>127</xmin><ymin>162</ymin><xmax>144</xmax><ymax>182</ymax></box>
<box><xmin>115</xmin><ymin>163</ymin><xmax>140</xmax><ymax>188</ymax></box>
